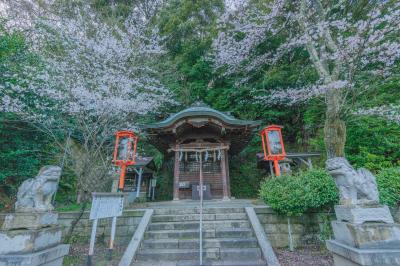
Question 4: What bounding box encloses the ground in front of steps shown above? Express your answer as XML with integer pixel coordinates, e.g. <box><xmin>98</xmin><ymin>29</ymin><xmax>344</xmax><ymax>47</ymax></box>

<box><xmin>276</xmin><ymin>245</ymin><xmax>333</xmax><ymax>266</ymax></box>
<box><xmin>62</xmin><ymin>243</ymin><xmax>332</xmax><ymax>266</ymax></box>
<box><xmin>63</xmin><ymin>242</ymin><xmax>126</xmax><ymax>266</ymax></box>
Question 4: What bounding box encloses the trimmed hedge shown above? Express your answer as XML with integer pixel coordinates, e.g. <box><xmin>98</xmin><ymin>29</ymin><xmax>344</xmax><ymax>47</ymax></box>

<box><xmin>376</xmin><ymin>167</ymin><xmax>400</xmax><ymax>207</ymax></box>
<box><xmin>259</xmin><ymin>169</ymin><xmax>339</xmax><ymax>216</ymax></box>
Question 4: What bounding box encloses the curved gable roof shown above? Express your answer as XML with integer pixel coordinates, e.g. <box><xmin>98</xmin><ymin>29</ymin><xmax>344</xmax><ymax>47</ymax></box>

<box><xmin>145</xmin><ymin>104</ymin><xmax>261</xmax><ymax>129</ymax></box>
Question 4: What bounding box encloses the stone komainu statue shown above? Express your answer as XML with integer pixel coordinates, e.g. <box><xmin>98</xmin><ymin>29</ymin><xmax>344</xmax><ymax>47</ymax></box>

<box><xmin>15</xmin><ymin>165</ymin><xmax>61</xmax><ymax>212</ymax></box>
<box><xmin>326</xmin><ymin>157</ymin><xmax>379</xmax><ymax>205</ymax></box>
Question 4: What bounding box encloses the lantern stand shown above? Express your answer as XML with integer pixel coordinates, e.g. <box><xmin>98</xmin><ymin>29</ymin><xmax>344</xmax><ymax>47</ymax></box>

<box><xmin>113</xmin><ymin>131</ymin><xmax>138</xmax><ymax>191</ymax></box>
<box><xmin>260</xmin><ymin>125</ymin><xmax>286</xmax><ymax>176</ymax></box>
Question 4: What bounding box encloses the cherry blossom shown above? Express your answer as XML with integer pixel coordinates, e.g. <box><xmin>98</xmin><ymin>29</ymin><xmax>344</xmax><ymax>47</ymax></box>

<box><xmin>213</xmin><ymin>0</ymin><xmax>400</xmax><ymax>104</ymax></box>
<box><xmin>212</xmin><ymin>0</ymin><xmax>400</xmax><ymax>157</ymax></box>
<box><xmin>1</xmin><ymin>1</ymin><xmax>174</xmax><ymax>129</ymax></box>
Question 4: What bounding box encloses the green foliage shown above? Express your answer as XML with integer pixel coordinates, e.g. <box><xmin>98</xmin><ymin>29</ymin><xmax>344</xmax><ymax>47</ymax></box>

<box><xmin>230</xmin><ymin>137</ymin><xmax>265</xmax><ymax>198</ymax></box>
<box><xmin>318</xmin><ymin>213</ymin><xmax>334</xmax><ymax>241</ymax></box>
<box><xmin>0</xmin><ymin>113</ymin><xmax>58</xmax><ymax>209</ymax></box>
<box><xmin>56</xmin><ymin>203</ymin><xmax>84</xmax><ymax>212</ymax></box>
<box><xmin>154</xmin><ymin>158</ymin><xmax>174</xmax><ymax>201</ymax></box>
<box><xmin>260</xmin><ymin>169</ymin><xmax>339</xmax><ymax>216</ymax></box>
<box><xmin>157</xmin><ymin>0</ymin><xmax>223</xmax><ymax>104</ymax></box>
<box><xmin>346</xmin><ymin>117</ymin><xmax>400</xmax><ymax>171</ymax></box>
<box><xmin>376</xmin><ymin>167</ymin><xmax>400</xmax><ymax>207</ymax></box>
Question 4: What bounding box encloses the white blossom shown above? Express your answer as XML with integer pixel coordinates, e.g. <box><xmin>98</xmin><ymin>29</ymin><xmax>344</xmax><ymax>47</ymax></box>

<box><xmin>1</xmin><ymin>1</ymin><xmax>174</xmax><ymax>130</ymax></box>
<box><xmin>355</xmin><ymin>105</ymin><xmax>400</xmax><ymax>124</ymax></box>
<box><xmin>212</xmin><ymin>0</ymin><xmax>400</xmax><ymax>109</ymax></box>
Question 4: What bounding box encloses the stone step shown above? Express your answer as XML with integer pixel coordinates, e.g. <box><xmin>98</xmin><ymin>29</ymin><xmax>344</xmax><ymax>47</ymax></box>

<box><xmin>153</xmin><ymin>207</ymin><xmax>245</xmax><ymax>216</ymax></box>
<box><xmin>136</xmin><ymin>247</ymin><xmax>262</xmax><ymax>261</ymax></box>
<box><xmin>152</xmin><ymin>213</ymin><xmax>247</xmax><ymax>223</ymax></box>
<box><xmin>144</xmin><ymin>228</ymin><xmax>254</xmax><ymax>240</ymax></box>
<box><xmin>141</xmin><ymin>237</ymin><xmax>258</xmax><ymax>249</ymax></box>
<box><xmin>133</xmin><ymin>259</ymin><xmax>266</xmax><ymax>266</ymax></box>
<box><xmin>148</xmin><ymin>220</ymin><xmax>250</xmax><ymax>231</ymax></box>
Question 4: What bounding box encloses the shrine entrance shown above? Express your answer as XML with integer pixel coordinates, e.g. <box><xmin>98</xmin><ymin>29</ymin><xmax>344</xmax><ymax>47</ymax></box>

<box><xmin>145</xmin><ymin>103</ymin><xmax>260</xmax><ymax>200</ymax></box>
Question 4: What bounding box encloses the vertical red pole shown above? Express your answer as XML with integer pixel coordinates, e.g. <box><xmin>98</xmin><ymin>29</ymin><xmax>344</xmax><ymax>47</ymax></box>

<box><xmin>118</xmin><ymin>164</ymin><xmax>127</xmax><ymax>190</ymax></box>
<box><xmin>273</xmin><ymin>159</ymin><xmax>281</xmax><ymax>176</ymax></box>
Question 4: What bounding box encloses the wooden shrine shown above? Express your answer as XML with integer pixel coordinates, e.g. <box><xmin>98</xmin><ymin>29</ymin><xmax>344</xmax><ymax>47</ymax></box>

<box><xmin>145</xmin><ymin>103</ymin><xmax>260</xmax><ymax>200</ymax></box>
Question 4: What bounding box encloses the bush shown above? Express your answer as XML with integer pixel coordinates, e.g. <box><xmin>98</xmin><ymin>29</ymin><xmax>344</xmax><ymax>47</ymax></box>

<box><xmin>376</xmin><ymin>167</ymin><xmax>400</xmax><ymax>207</ymax></box>
<box><xmin>259</xmin><ymin>169</ymin><xmax>339</xmax><ymax>216</ymax></box>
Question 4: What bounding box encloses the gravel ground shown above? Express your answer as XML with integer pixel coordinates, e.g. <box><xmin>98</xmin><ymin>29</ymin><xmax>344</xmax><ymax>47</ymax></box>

<box><xmin>276</xmin><ymin>245</ymin><xmax>333</xmax><ymax>266</ymax></box>
<box><xmin>63</xmin><ymin>243</ymin><xmax>127</xmax><ymax>266</ymax></box>
<box><xmin>64</xmin><ymin>243</ymin><xmax>332</xmax><ymax>266</ymax></box>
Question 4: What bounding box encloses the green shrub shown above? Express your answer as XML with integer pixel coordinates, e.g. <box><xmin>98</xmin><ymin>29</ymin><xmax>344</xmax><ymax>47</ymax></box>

<box><xmin>259</xmin><ymin>169</ymin><xmax>339</xmax><ymax>216</ymax></box>
<box><xmin>376</xmin><ymin>167</ymin><xmax>400</xmax><ymax>207</ymax></box>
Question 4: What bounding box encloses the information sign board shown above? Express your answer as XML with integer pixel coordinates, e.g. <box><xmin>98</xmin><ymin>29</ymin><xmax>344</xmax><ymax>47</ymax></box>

<box><xmin>89</xmin><ymin>193</ymin><xmax>124</xmax><ymax>220</ymax></box>
<box><xmin>87</xmin><ymin>192</ymin><xmax>125</xmax><ymax>265</ymax></box>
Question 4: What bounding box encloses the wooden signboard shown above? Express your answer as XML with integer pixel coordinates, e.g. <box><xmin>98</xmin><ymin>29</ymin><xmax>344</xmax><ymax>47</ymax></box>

<box><xmin>90</xmin><ymin>193</ymin><xmax>124</xmax><ymax>220</ymax></box>
<box><xmin>87</xmin><ymin>193</ymin><xmax>124</xmax><ymax>265</ymax></box>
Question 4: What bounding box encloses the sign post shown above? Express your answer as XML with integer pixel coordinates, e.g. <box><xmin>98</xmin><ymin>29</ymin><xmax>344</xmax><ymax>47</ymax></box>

<box><xmin>87</xmin><ymin>193</ymin><xmax>124</xmax><ymax>266</ymax></box>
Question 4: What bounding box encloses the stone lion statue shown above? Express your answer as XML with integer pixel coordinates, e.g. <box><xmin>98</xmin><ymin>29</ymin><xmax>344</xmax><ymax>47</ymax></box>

<box><xmin>326</xmin><ymin>157</ymin><xmax>379</xmax><ymax>205</ymax></box>
<box><xmin>15</xmin><ymin>166</ymin><xmax>61</xmax><ymax>212</ymax></box>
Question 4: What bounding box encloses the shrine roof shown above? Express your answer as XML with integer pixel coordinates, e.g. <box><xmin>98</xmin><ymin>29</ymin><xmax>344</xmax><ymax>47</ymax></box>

<box><xmin>145</xmin><ymin>104</ymin><xmax>261</xmax><ymax>130</ymax></box>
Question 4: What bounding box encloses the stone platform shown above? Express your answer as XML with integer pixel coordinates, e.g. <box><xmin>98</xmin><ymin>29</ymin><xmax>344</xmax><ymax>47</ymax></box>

<box><xmin>327</xmin><ymin>204</ymin><xmax>400</xmax><ymax>266</ymax></box>
<box><xmin>327</xmin><ymin>240</ymin><xmax>400</xmax><ymax>266</ymax></box>
<box><xmin>2</xmin><ymin>212</ymin><xmax>58</xmax><ymax>231</ymax></box>
<box><xmin>0</xmin><ymin>244</ymin><xmax>69</xmax><ymax>266</ymax></box>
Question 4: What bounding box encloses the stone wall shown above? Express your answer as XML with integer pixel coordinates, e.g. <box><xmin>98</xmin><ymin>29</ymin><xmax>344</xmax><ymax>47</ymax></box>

<box><xmin>255</xmin><ymin>207</ymin><xmax>336</xmax><ymax>248</ymax></box>
<box><xmin>57</xmin><ymin>209</ymin><xmax>145</xmax><ymax>245</ymax></box>
<box><xmin>55</xmin><ymin>207</ymin><xmax>334</xmax><ymax>248</ymax></box>
<box><xmin>1</xmin><ymin>206</ymin><xmax>397</xmax><ymax>248</ymax></box>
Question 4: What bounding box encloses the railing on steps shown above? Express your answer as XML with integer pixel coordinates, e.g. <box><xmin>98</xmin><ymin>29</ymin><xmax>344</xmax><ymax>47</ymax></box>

<box><xmin>245</xmin><ymin>207</ymin><xmax>280</xmax><ymax>266</ymax></box>
<box><xmin>119</xmin><ymin>209</ymin><xmax>153</xmax><ymax>266</ymax></box>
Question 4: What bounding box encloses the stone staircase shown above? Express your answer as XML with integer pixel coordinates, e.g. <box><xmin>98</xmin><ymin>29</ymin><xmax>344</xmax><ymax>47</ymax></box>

<box><xmin>133</xmin><ymin>207</ymin><xmax>266</xmax><ymax>266</ymax></box>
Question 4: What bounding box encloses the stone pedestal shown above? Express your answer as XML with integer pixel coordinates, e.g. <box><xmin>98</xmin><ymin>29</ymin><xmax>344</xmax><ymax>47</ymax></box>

<box><xmin>334</xmin><ymin>205</ymin><xmax>394</xmax><ymax>224</ymax></box>
<box><xmin>327</xmin><ymin>205</ymin><xmax>400</xmax><ymax>266</ymax></box>
<box><xmin>2</xmin><ymin>212</ymin><xmax>58</xmax><ymax>230</ymax></box>
<box><xmin>0</xmin><ymin>212</ymin><xmax>69</xmax><ymax>266</ymax></box>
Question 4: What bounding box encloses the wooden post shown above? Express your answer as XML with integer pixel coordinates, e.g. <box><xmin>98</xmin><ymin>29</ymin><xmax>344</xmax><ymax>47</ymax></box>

<box><xmin>199</xmin><ymin>152</ymin><xmax>203</xmax><ymax>265</ymax></box>
<box><xmin>269</xmin><ymin>161</ymin><xmax>275</xmax><ymax>176</ymax></box>
<box><xmin>173</xmin><ymin>150</ymin><xmax>180</xmax><ymax>201</ymax></box>
<box><xmin>224</xmin><ymin>149</ymin><xmax>231</xmax><ymax>198</ymax></box>
<box><xmin>220</xmin><ymin>149</ymin><xmax>229</xmax><ymax>200</ymax></box>
<box><xmin>108</xmin><ymin>216</ymin><xmax>117</xmax><ymax>260</ymax></box>
<box><xmin>307</xmin><ymin>157</ymin><xmax>313</xmax><ymax>169</ymax></box>
<box><xmin>273</xmin><ymin>159</ymin><xmax>281</xmax><ymax>176</ymax></box>
<box><xmin>118</xmin><ymin>164</ymin><xmax>127</xmax><ymax>190</ymax></box>
<box><xmin>87</xmin><ymin>218</ymin><xmax>98</xmax><ymax>266</ymax></box>
<box><xmin>134</xmin><ymin>167</ymin><xmax>144</xmax><ymax>198</ymax></box>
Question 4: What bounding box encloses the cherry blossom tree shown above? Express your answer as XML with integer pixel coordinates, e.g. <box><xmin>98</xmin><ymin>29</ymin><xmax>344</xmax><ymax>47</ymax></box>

<box><xmin>213</xmin><ymin>0</ymin><xmax>400</xmax><ymax>158</ymax></box>
<box><xmin>1</xmin><ymin>0</ymin><xmax>173</xmax><ymax>202</ymax></box>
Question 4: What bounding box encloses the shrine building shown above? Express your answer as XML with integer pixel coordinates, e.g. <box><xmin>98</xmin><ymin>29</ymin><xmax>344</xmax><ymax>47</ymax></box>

<box><xmin>145</xmin><ymin>103</ymin><xmax>260</xmax><ymax>200</ymax></box>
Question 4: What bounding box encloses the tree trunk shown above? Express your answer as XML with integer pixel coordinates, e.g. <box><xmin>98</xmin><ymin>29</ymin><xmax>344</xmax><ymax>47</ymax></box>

<box><xmin>324</xmin><ymin>90</ymin><xmax>346</xmax><ymax>159</ymax></box>
<box><xmin>65</xmin><ymin>201</ymin><xmax>87</xmax><ymax>243</ymax></box>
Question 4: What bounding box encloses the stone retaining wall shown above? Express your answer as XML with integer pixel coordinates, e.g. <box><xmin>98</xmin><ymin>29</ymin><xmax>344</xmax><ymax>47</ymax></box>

<box><xmin>57</xmin><ymin>209</ymin><xmax>145</xmax><ymax>245</ymax></box>
<box><xmin>55</xmin><ymin>207</ymin><xmax>334</xmax><ymax>248</ymax></box>
<box><xmin>1</xmin><ymin>206</ymin><xmax>397</xmax><ymax>248</ymax></box>
<box><xmin>254</xmin><ymin>207</ymin><xmax>336</xmax><ymax>248</ymax></box>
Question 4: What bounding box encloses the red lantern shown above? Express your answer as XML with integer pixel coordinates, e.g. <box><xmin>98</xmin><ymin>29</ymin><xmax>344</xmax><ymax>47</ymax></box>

<box><xmin>260</xmin><ymin>125</ymin><xmax>286</xmax><ymax>176</ymax></box>
<box><xmin>113</xmin><ymin>130</ymin><xmax>138</xmax><ymax>190</ymax></box>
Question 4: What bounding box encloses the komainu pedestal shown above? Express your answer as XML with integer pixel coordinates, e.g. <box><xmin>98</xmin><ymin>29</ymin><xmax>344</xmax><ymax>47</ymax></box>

<box><xmin>326</xmin><ymin>158</ymin><xmax>400</xmax><ymax>266</ymax></box>
<box><xmin>0</xmin><ymin>166</ymin><xmax>69</xmax><ymax>266</ymax></box>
